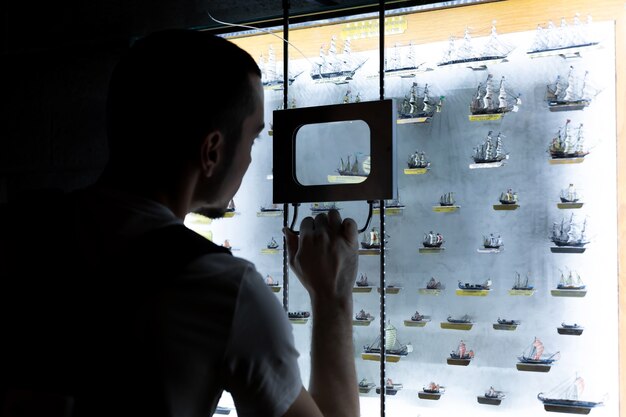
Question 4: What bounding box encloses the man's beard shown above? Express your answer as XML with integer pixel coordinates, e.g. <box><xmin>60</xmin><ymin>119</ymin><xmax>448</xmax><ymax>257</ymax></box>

<box><xmin>191</xmin><ymin>205</ymin><xmax>226</xmax><ymax>219</ymax></box>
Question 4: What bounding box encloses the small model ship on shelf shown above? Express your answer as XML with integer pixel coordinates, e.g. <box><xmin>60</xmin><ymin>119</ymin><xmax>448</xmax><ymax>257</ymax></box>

<box><xmin>361</xmin><ymin>227</ymin><xmax>384</xmax><ymax>250</ymax></box>
<box><xmin>310</xmin><ymin>202</ymin><xmax>340</xmax><ymax>213</ymax></box>
<box><xmin>559</xmin><ymin>183</ymin><xmax>583</xmax><ymax>208</ymax></box>
<box><xmin>362</xmin><ymin>321</ymin><xmax>412</xmax><ymax>362</ymax></box>
<box><xmin>288</xmin><ymin>310</ymin><xmax>311</xmax><ymax>324</ymax></box>
<box><xmin>441</xmin><ymin>314</ymin><xmax>473</xmax><ymax>330</ymax></box>
<box><xmin>372</xmin><ymin>198</ymin><xmax>405</xmax><ymax>214</ymax></box>
<box><xmin>222</xmin><ymin>199</ymin><xmax>236</xmax><ymax>217</ymax></box>
<box><xmin>358</xmin><ymin>378</ymin><xmax>376</xmax><ymax>394</ymax></box>
<box><xmin>552</xmin><ymin>269</ymin><xmax>587</xmax><ymax>297</ymax></box>
<box><xmin>341</xmin><ymin>88</ymin><xmax>361</xmax><ymax>104</ymax></box>
<box><xmin>376</xmin><ymin>378</ymin><xmax>403</xmax><ymax>395</ymax></box>
<box><xmin>353</xmin><ymin>273</ymin><xmax>373</xmax><ymax>292</ymax></box>
<box><xmin>406</xmin><ymin>150</ymin><xmax>431</xmax><ymax>173</ymax></box>
<box><xmin>333</xmin><ymin>153</ymin><xmax>369</xmax><ymax>183</ymax></box>
<box><xmin>311</xmin><ymin>36</ymin><xmax>367</xmax><ymax>84</ymax></box>
<box><xmin>470</xmin><ymin>131</ymin><xmax>508</xmax><ymax>168</ymax></box>
<box><xmin>537</xmin><ymin>374</ymin><xmax>604</xmax><ymax>414</ymax></box>
<box><xmin>438</xmin><ymin>23</ymin><xmax>513</xmax><ymax>69</ymax></box>
<box><xmin>404</xmin><ymin>311</ymin><xmax>431</xmax><ymax>327</ymax></box>
<box><xmin>457</xmin><ymin>278</ymin><xmax>491</xmax><ymax>295</ymax></box>
<box><xmin>558</xmin><ymin>322</ymin><xmax>584</xmax><ymax>336</ymax></box>
<box><xmin>419</xmin><ymin>277</ymin><xmax>443</xmax><ymax>294</ymax></box>
<box><xmin>547</xmin><ymin>66</ymin><xmax>597</xmax><ymax>111</ymax></box>
<box><xmin>267</xmin><ymin>237</ymin><xmax>279</xmax><ymax>250</ymax></box>
<box><xmin>478</xmin><ymin>386</ymin><xmax>506</xmax><ymax>406</ymax></box>
<box><xmin>493</xmin><ymin>317</ymin><xmax>521</xmax><ymax>331</ymax></box>
<box><xmin>397</xmin><ymin>82</ymin><xmax>444</xmax><ymax>123</ymax></box>
<box><xmin>422</xmin><ymin>231</ymin><xmax>444</xmax><ymax>248</ymax></box>
<box><xmin>259</xmin><ymin>45</ymin><xmax>302</xmax><ymax>91</ymax></box>
<box><xmin>259</xmin><ymin>203</ymin><xmax>283</xmax><ymax>213</ymax></box>
<box><xmin>528</xmin><ymin>14</ymin><xmax>600</xmax><ymax>58</ymax></box>
<box><xmin>384</xmin><ymin>41</ymin><xmax>431</xmax><ymax>77</ymax></box>
<box><xmin>439</xmin><ymin>192</ymin><xmax>455</xmax><ymax>206</ymax></box>
<box><xmin>548</xmin><ymin>120</ymin><xmax>589</xmax><ymax>162</ymax></box>
<box><xmin>479</xmin><ymin>233</ymin><xmax>503</xmax><ymax>253</ymax></box>
<box><xmin>265</xmin><ymin>274</ymin><xmax>281</xmax><ymax>293</ymax></box>
<box><xmin>551</xmin><ymin>213</ymin><xmax>589</xmax><ymax>253</ymax></box>
<box><xmin>447</xmin><ymin>340</ymin><xmax>474</xmax><ymax>365</ymax></box>
<box><xmin>418</xmin><ymin>382</ymin><xmax>445</xmax><ymax>400</ymax></box>
<box><xmin>353</xmin><ymin>309</ymin><xmax>375</xmax><ymax>326</ymax></box>
<box><xmin>494</xmin><ymin>188</ymin><xmax>519</xmax><ymax>210</ymax></box>
<box><xmin>469</xmin><ymin>74</ymin><xmax>521</xmax><ymax>120</ymax></box>
<box><xmin>511</xmin><ymin>271</ymin><xmax>534</xmax><ymax>292</ymax></box>
<box><xmin>517</xmin><ymin>337</ymin><xmax>560</xmax><ymax>372</ymax></box>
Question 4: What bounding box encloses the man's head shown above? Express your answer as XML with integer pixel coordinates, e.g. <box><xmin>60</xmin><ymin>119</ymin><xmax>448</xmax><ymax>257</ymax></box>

<box><xmin>105</xmin><ymin>29</ymin><xmax>263</xmax><ymax>215</ymax></box>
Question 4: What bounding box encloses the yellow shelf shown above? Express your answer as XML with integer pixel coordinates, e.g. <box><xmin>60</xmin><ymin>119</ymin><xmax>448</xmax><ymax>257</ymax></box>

<box><xmin>404</xmin><ymin>167</ymin><xmax>428</xmax><ymax>175</ymax></box>
<box><xmin>469</xmin><ymin>113</ymin><xmax>503</xmax><ymax>121</ymax></box>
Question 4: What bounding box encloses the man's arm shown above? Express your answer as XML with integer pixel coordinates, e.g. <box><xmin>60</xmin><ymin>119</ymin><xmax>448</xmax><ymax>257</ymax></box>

<box><xmin>283</xmin><ymin>209</ymin><xmax>359</xmax><ymax>417</ymax></box>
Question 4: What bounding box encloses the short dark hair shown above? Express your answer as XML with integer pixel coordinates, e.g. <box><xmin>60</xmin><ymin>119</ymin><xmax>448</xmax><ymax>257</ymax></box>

<box><xmin>105</xmin><ymin>29</ymin><xmax>261</xmax><ymax>177</ymax></box>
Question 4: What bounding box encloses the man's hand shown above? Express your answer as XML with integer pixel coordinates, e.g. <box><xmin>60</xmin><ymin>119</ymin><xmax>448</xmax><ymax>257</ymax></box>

<box><xmin>283</xmin><ymin>209</ymin><xmax>359</xmax><ymax>303</ymax></box>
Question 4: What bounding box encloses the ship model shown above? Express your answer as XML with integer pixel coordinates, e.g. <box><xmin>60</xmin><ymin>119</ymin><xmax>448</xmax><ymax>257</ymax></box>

<box><xmin>548</xmin><ymin>120</ymin><xmax>589</xmax><ymax>159</ymax></box>
<box><xmin>376</xmin><ymin>378</ymin><xmax>403</xmax><ymax>395</ymax></box>
<box><xmin>483</xmin><ymin>233</ymin><xmax>503</xmax><ymax>249</ymax></box>
<box><xmin>397</xmin><ymin>82</ymin><xmax>444</xmax><ymax>121</ymax></box>
<box><xmin>311</xmin><ymin>36</ymin><xmax>367</xmax><ymax>84</ymax></box>
<box><xmin>512</xmin><ymin>271</ymin><xmax>534</xmax><ymax>290</ymax></box>
<box><xmin>225</xmin><ymin>199</ymin><xmax>236</xmax><ymax>212</ymax></box>
<box><xmin>447</xmin><ymin>340</ymin><xmax>474</xmax><ymax>365</ymax></box>
<box><xmin>558</xmin><ymin>322</ymin><xmax>584</xmax><ymax>336</ymax></box>
<box><xmin>384</xmin><ymin>41</ymin><xmax>430</xmax><ymax>77</ymax></box>
<box><xmin>404</xmin><ymin>310</ymin><xmax>431</xmax><ymax>327</ymax></box>
<box><xmin>422</xmin><ymin>231</ymin><xmax>444</xmax><ymax>248</ymax></box>
<box><xmin>439</xmin><ymin>192</ymin><xmax>455</xmax><ymax>206</ymax></box>
<box><xmin>517</xmin><ymin>337</ymin><xmax>560</xmax><ymax>371</ymax></box>
<box><xmin>361</xmin><ymin>227</ymin><xmax>386</xmax><ymax>250</ymax></box>
<box><xmin>418</xmin><ymin>382</ymin><xmax>445</xmax><ymax>400</ymax></box>
<box><xmin>438</xmin><ymin>23</ymin><xmax>514</xmax><ymax>68</ymax></box>
<box><xmin>407</xmin><ymin>150</ymin><xmax>430</xmax><ymax>169</ymax></box>
<box><xmin>557</xmin><ymin>269</ymin><xmax>586</xmax><ymax>290</ymax></box>
<box><xmin>337</xmin><ymin>153</ymin><xmax>369</xmax><ymax>177</ymax></box>
<box><xmin>310</xmin><ymin>202</ymin><xmax>340</xmax><ymax>213</ymax></box>
<box><xmin>426</xmin><ymin>277</ymin><xmax>442</xmax><ymax>289</ymax></box>
<box><xmin>493</xmin><ymin>317</ymin><xmax>521</xmax><ymax>331</ymax></box>
<box><xmin>355</xmin><ymin>273</ymin><xmax>370</xmax><ymax>288</ymax></box>
<box><xmin>537</xmin><ymin>374</ymin><xmax>604</xmax><ymax>414</ymax></box>
<box><xmin>546</xmin><ymin>66</ymin><xmax>596</xmax><ymax>111</ymax></box>
<box><xmin>354</xmin><ymin>309</ymin><xmax>374</xmax><ymax>324</ymax></box>
<box><xmin>560</xmin><ymin>184</ymin><xmax>581</xmax><ymax>203</ymax></box>
<box><xmin>362</xmin><ymin>321</ymin><xmax>412</xmax><ymax>362</ymax></box>
<box><xmin>372</xmin><ymin>199</ymin><xmax>405</xmax><ymax>210</ymax></box>
<box><xmin>477</xmin><ymin>386</ymin><xmax>506</xmax><ymax>406</ymax></box>
<box><xmin>266</xmin><ymin>237</ymin><xmax>279</xmax><ymax>250</ymax></box>
<box><xmin>260</xmin><ymin>203</ymin><xmax>283</xmax><ymax>212</ymax></box>
<box><xmin>528</xmin><ymin>14</ymin><xmax>600</xmax><ymax>58</ymax></box>
<box><xmin>341</xmin><ymin>88</ymin><xmax>361</xmax><ymax>104</ymax></box>
<box><xmin>447</xmin><ymin>314</ymin><xmax>472</xmax><ymax>324</ymax></box>
<box><xmin>470</xmin><ymin>74</ymin><xmax>521</xmax><ymax>116</ymax></box>
<box><xmin>471</xmin><ymin>131</ymin><xmax>508</xmax><ymax>165</ymax></box>
<box><xmin>288</xmin><ymin>311</ymin><xmax>311</xmax><ymax>324</ymax></box>
<box><xmin>265</xmin><ymin>274</ymin><xmax>281</xmax><ymax>292</ymax></box>
<box><xmin>358</xmin><ymin>378</ymin><xmax>376</xmax><ymax>394</ymax></box>
<box><xmin>259</xmin><ymin>45</ymin><xmax>302</xmax><ymax>91</ymax></box>
<box><xmin>499</xmin><ymin>189</ymin><xmax>518</xmax><ymax>204</ymax></box>
<box><xmin>458</xmin><ymin>278</ymin><xmax>492</xmax><ymax>291</ymax></box>
<box><xmin>551</xmin><ymin>213</ymin><xmax>589</xmax><ymax>247</ymax></box>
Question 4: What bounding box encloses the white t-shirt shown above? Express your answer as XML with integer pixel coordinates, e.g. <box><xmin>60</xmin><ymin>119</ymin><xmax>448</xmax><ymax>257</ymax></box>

<box><xmin>73</xmin><ymin>187</ymin><xmax>302</xmax><ymax>417</ymax></box>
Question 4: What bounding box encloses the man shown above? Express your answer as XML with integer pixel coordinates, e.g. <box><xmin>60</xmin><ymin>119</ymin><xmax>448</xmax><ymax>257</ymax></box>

<box><xmin>1</xmin><ymin>30</ymin><xmax>359</xmax><ymax>417</ymax></box>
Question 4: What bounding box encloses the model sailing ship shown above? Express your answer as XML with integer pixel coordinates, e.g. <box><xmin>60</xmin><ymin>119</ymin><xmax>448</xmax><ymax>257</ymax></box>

<box><xmin>310</xmin><ymin>202</ymin><xmax>340</xmax><ymax>213</ymax></box>
<box><xmin>426</xmin><ymin>277</ymin><xmax>442</xmax><ymax>289</ymax></box>
<box><xmin>538</xmin><ymin>374</ymin><xmax>604</xmax><ymax>413</ymax></box>
<box><xmin>483</xmin><ymin>233</ymin><xmax>503</xmax><ymax>249</ymax></box>
<box><xmin>439</xmin><ymin>192</ymin><xmax>455</xmax><ymax>206</ymax></box>
<box><xmin>548</xmin><ymin>120</ymin><xmax>589</xmax><ymax>159</ymax></box>
<box><xmin>355</xmin><ymin>273</ymin><xmax>370</xmax><ymax>287</ymax></box>
<box><xmin>259</xmin><ymin>203</ymin><xmax>283</xmax><ymax>212</ymax></box>
<box><xmin>372</xmin><ymin>198</ymin><xmax>405</xmax><ymax>210</ymax></box>
<box><xmin>517</xmin><ymin>337</ymin><xmax>560</xmax><ymax>366</ymax></box>
<box><xmin>376</xmin><ymin>378</ymin><xmax>403</xmax><ymax>395</ymax></box>
<box><xmin>384</xmin><ymin>41</ymin><xmax>430</xmax><ymax>77</ymax></box>
<box><xmin>557</xmin><ymin>269</ymin><xmax>586</xmax><ymax>290</ymax></box>
<box><xmin>512</xmin><ymin>271</ymin><xmax>534</xmax><ymax>290</ymax></box>
<box><xmin>477</xmin><ymin>386</ymin><xmax>506</xmax><ymax>405</ymax></box>
<box><xmin>423</xmin><ymin>231</ymin><xmax>444</xmax><ymax>248</ymax></box>
<box><xmin>407</xmin><ymin>150</ymin><xmax>430</xmax><ymax>169</ymax></box>
<box><xmin>311</xmin><ymin>36</ymin><xmax>367</xmax><ymax>84</ymax></box>
<box><xmin>446</xmin><ymin>314</ymin><xmax>472</xmax><ymax>324</ymax></box>
<box><xmin>528</xmin><ymin>14</ymin><xmax>599</xmax><ymax>57</ymax></box>
<box><xmin>362</xmin><ymin>321</ymin><xmax>412</xmax><ymax>362</ymax></box>
<box><xmin>471</xmin><ymin>131</ymin><xmax>508</xmax><ymax>165</ymax></box>
<box><xmin>547</xmin><ymin>66</ymin><xmax>596</xmax><ymax>111</ymax></box>
<box><xmin>358</xmin><ymin>378</ymin><xmax>376</xmax><ymax>394</ymax></box>
<box><xmin>336</xmin><ymin>153</ymin><xmax>369</xmax><ymax>177</ymax></box>
<box><xmin>361</xmin><ymin>227</ymin><xmax>382</xmax><ymax>249</ymax></box>
<box><xmin>470</xmin><ymin>74</ymin><xmax>521</xmax><ymax>116</ymax></box>
<box><xmin>558</xmin><ymin>322</ymin><xmax>584</xmax><ymax>336</ymax></box>
<box><xmin>447</xmin><ymin>340</ymin><xmax>474</xmax><ymax>365</ymax></box>
<box><xmin>418</xmin><ymin>382</ymin><xmax>445</xmax><ymax>400</ymax></box>
<box><xmin>560</xmin><ymin>184</ymin><xmax>581</xmax><ymax>203</ymax></box>
<box><xmin>265</xmin><ymin>274</ymin><xmax>281</xmax><ymax>291</ymax></box>
<box><xmin>499</xmin><ymin>189</ymin><xmax>518</xmax><ymax>204</ymax></box>
<box><xmin>438</xmin><ymin>22</ymin><xmax>514</xmax><ymax>68</ymax></box>
<box><xmin>551</xmin><ymin>213</ymin><xmax>589</xmax><ymax>247</ymax></box>
<box><xmin>266</xmin><ymin>237</ymin><xmax>279</xmax><ymax>250</ymax></box>
<box><xmin>354</xmin><ymin>309</ymin><xmax>374</xmax><ymax>323</ymax></box>
<box><xmin>397</xmin><ymin>82</ymin><xmax>444</xmax><ymax>121</ymax></box>
<box><xmin>458</xmin><ymin>278</ymin><xmax>492</xmax><ymax>291</ymax></box>
<box><xmin>259</xmin><ymin>45</ymin><xmax>302</xmax><ymax>90</ymax></box>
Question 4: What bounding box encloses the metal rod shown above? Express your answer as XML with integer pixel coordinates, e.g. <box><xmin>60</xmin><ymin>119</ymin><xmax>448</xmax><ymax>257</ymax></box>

<box><xmin>282</xmin><ymin>0</ymin><xmax>290</xmax><ymax>312</ymax></box>
<box><xmin>378</xmin><ymin>2</ymin><xmax>385</xmax><ymax>415</ymax></box>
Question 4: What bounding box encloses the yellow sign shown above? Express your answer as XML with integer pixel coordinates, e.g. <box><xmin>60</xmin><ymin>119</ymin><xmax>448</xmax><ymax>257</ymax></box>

<box><xmin>469</xmin><ymin>114</ymin><xmax>503</xmax><ymax>121</ymax></box>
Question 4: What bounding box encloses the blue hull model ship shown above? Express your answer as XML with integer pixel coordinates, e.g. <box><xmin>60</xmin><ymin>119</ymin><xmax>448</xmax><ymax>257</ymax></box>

<box><xmin>538</xmin><ymin>374</ymin><xmax>604</xmax><ymax>414</ymax></box>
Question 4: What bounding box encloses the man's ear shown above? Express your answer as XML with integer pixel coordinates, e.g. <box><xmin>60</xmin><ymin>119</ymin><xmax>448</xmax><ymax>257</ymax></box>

<box><xmin>200</xmin><ymin>130</ymin><xmax>225</xmax><ymax>178</ymax></box>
